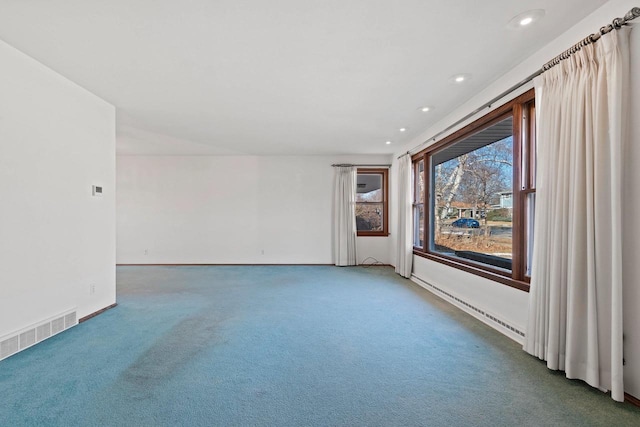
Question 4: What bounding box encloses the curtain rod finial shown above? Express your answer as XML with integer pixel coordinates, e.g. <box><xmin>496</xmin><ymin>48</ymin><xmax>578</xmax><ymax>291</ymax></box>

<box><xmin>625</xmin><ymin>7</ymin><xmax>640</xmax><ymax>21</ymax></box>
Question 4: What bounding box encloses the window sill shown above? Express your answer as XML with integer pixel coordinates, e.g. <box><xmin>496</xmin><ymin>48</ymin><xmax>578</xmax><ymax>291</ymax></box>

<box><xmin>357</xmin><ymin>232</ymin><xmax>390</xmax><ymax>237</ymax></box>
<box><xmin>413</xmin><ymin>250</ymin><xmax>530</xmax><ymax>292</ymax></box>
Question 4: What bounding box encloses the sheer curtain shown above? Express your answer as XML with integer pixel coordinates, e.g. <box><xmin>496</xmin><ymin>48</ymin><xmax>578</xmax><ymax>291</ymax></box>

<box><xmin>395</xmin><ymin>155</ymin><xmax>413</xmax><ymax>278</ymax></box>
<box><xmin>333</xmin><ymin>166</ymin><xmax>357</xmax><ymax>266</ymax></box>
<box><xmin>524</xmin><ymin>28</ymin><xmax>630</xmax><ymax>402</ymax></box>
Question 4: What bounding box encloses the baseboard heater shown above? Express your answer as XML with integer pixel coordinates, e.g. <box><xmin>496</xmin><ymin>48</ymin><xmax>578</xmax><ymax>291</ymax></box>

<box><xmin>0</xmin><ymin>309</ymin><xmax>77</xmax><ymax>362</ymax></box>
<box><xmin>411</xmin><ymin>275</ymin><xmax>525</xmax><ymax>341</ymax></box>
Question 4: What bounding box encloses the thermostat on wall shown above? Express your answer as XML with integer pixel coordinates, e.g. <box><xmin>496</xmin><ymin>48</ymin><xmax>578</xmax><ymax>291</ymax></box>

<box><xmin>92</xmin><ymin>185</ymin><xmax>103</xmax><ymax>197</ymax></box>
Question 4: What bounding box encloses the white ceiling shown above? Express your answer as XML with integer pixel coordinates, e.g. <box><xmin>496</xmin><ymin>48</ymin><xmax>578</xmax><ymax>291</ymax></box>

<box><xmin>0</xmin><ymin>0</ymin><xmax>609</xmax><ymax>155</ymax></box>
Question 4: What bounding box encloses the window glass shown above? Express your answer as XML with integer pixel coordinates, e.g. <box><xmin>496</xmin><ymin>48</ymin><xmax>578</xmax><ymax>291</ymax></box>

<box><xmin>356</xmin><ymin>174</ymin><xmax>383</xmax><ymax>202</ymax></box>
<box><xmin>356</xmin><ymin>203</ymin><xmax>384</xmax><ymax>231</ymax></box>
<box><xmin>525</xmin><ymin>192</ymin><xmax>536</xmax><ymax>276</ymax></box>
<box><xmin>356</xmin><ymin>170</ymin><xmax>388</xmax><ymax>235</ymax></box>
<box><xmin>413</xmin><ymin>160</ymin><xmax>425</xmax><ymax>247</ymax></box>
<box><xmin>411</xmin><ymin>91</ymin><xmax>535</xmax><ymax>290</ymax></box>
<box><xmin>431</xmin><ymin>116</ymin><xmax>514</xmax><ymax>271</ymax></box>
<box><xmin>416</xmin><ymin>160</ymin><xmax>425</xmax><ymax>203</ymax></box>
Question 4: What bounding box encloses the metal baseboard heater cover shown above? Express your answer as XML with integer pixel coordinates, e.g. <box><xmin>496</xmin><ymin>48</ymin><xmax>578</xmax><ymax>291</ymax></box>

<box><xmin>0</xmin><ymin>309</ymin><xmax>77</xmax><ymax>361</ymax></box>
<box><xmin>412</xmin><ymin>276</ymin><xmax>525</xmax><ymax>338</ymax></box>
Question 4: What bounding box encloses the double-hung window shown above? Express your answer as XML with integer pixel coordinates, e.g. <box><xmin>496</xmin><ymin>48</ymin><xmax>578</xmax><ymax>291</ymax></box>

<box><xmin>356</xmin><ymin>168</ymin><xmax>389</xmax><ymax>236</ymax></box>
<box><xmin>413</xmin><ymin>159</ymin><xmax>425</xmax><ymax>248</ymax></box>
<box><xmin>412</xmin><ymin>89</ymin><xmax>535</xmax><ymax>290</ymax></box>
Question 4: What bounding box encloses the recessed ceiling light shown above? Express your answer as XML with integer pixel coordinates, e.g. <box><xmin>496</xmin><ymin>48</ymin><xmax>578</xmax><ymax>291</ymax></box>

<box><xmin>520</xmin><ymin>17</ymin><xmax>533</xmax><ymax>26</ymax></box>
<box><xmin>450</xmin><ymin>74</ymin><xmax>471</xmax><ymax>84</ymax></box>
<box><xmin>507</xmin><ymin>9</ymin><xmax>545</xmax><ymax>30</ymax></box>
<box><xmin>399</xmin><ymin>128</ymin><xmax>407</xmax><ymax>132</ymax></box>
<box><xmin>419</xmin><ymin>106</ymin><xmax>432</xmax><ymax>112</ymax></box>
<box><xmin>386</xmin><ymin>141</ymin><xmax>392</xmax><ymax>145</ymax></box>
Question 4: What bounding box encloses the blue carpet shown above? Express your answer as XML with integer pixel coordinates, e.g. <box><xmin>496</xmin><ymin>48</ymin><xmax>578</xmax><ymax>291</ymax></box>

<box><xmin>1</xmin><ymin>266</ymin><xmax>639</xmax><ymax>426</ymax></box>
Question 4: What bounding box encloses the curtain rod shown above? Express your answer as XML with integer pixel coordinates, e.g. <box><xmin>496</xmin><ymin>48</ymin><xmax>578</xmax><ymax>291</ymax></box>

<box><xmin>396</xmin><ymin>69</ymin><xmax>541</xmax><ymax>160</ymax></box>
<box><xmin>544</xmin><ymin>7</ymin><xmax>640</xmax><ymax>70</ymax></box>
<box><xmin>331</xmin><ymin>164</ymin><xmax>391</xmax><ymax>167</ymax></box>
<box><xmin>399</xmin><ymin>6</ymin><xmax>640</xmax><ymax>160</ymax></box>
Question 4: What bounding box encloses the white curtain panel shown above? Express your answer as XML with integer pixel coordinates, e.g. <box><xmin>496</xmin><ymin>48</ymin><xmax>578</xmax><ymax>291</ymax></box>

<box><xmin>395</xmin><ymin>155</ymin><xmax>413</xmax><ymax>278</ymax></box>
<box><xmin>333</xmin><ymin>166</ymin><xmax>357</xmax><ymax>266</ymax></box>
<box><xmin>524</xmin><ymin>28</ymin><xmax>630</xmax><ymax>402</ymax></box>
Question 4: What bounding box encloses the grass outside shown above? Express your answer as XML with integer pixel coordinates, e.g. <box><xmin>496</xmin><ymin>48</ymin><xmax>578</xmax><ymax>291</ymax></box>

<box><xmin>436</xmin><ymin>220</ymin><xmax>512</xmax><ymax>257</ymax></box>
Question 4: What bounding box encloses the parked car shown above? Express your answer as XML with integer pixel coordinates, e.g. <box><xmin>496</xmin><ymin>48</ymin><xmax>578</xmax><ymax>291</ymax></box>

<box><xmin>451</xmin><ymin>218</ymin><xmax>480</xmax><ymax>228</ymax></box>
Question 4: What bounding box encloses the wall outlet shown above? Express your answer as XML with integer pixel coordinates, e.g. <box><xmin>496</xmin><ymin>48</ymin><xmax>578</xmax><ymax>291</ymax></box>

<box><xmin>144</xmin><ymin>249</ymin><xmax>148</xmax><ymax>255</ymax></box>
<box><xmin>261</xmin><ymin>249</ymin><xmax>265</xmax><ymax>255</ymax></box>
<box><xmin>89</xmin><ymin>284</ymin><xmax>96</xmax><ymax>295</ymax></box>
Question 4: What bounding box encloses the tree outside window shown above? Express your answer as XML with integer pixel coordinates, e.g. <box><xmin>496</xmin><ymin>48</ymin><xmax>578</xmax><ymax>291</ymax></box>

<box><xmin>356</xmin><ymin>169</ymin><xmax>389</xmax><ymax>236</ymax></box>
<box><xmin>412</xmin><ymin>90</ymin><xmax>535</xmax><ymax>291</ymax></box>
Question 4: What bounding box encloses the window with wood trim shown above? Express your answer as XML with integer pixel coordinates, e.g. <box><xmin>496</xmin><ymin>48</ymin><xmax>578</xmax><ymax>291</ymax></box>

<box><xmin>413</xmin><ymin>159</ymin><xmax>425</xmax><ymax>248</ymax></box>
<box><xmin>412</xmin><ymin>89</ymin><xmax>535</xmax><ymax>291</ymax></box>
<box><xmin>356</xmin><ymin>168</ymin><xmax>389</xmax><ymax>236</ymax></box>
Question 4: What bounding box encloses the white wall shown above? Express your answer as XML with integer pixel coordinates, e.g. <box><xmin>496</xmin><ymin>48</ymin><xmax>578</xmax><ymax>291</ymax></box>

<box><xmin>391</xmin><ymin>0</ymin><xmax>640</xmax><ymax>398</ymax></box>
<box><xmin>0</xmin><ymin>39</ymin><xmax>116</xmax><ymax>337</ymax></box>
<box><xmin>116</xmin><ymin>155</ymin><xmax>392</xmax><ymax>265</ymax></box>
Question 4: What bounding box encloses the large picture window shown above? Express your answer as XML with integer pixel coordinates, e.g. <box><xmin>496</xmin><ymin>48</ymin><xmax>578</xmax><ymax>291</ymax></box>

<box><xmin>356</xmin><ymin>168</ymin><xmax>389</xmax><ymax>236</ymax></box>
<box><xmin>412</xmin><ymin>90</ymin><xmax>535</xmax><ymax>290</ymax></box>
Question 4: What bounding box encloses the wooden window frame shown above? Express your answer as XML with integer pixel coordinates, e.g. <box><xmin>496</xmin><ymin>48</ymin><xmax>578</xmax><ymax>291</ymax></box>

<box><xmin>411</xmin><ymin>89</ymin><xmax>535</xmax><ymax>292</ymax></box>
<box><xmin>413</xmin><ymin>159</ymin><xmax>425</xmax><ymax>249</ymax></box>
<box><xmin>522</xmin><ymin>100</ymin><xmax>536</xmax><ymax>280</ymax></box>
<box><xmin>356</xmin><ymin>168</ymin><xmax>389</xmax><ymax>237</ymax></box>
